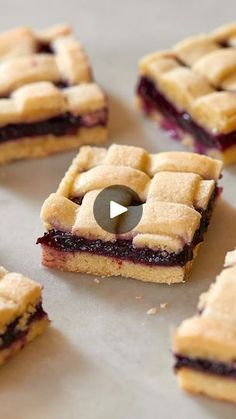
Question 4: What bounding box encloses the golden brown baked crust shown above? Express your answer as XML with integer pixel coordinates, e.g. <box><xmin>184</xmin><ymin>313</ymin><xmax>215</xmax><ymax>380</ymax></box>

<box><xmin>39</xmin><ymin>144</ymin><xmax>222</xmax><ymax>283</ymax></box>
<box><xmin>0</xmin><ymin>24</ymin><xmax>108</xmax><ymax>164</ymax></box>
<box><xmin>0</xmin><ymin>24</ymin><xmax>91</xmax><ymax>95</ymax></box>
<box><xmin>0</xmin><ymin>82</ymin><xmax>106</xmax><ymax>125</ymax></box>
<box><xmin>0</xmin><ymin>126</ymin><xmax>107</xmax><ymax>166</ymax></box>
<box><xmin>138</xmin><ymin>22</ymin><xmax>236</xmax><ymax>134</ymax></box>
<box><xmin>177</xmin><ymin>368</ymin><xmax>236</xmax><ymax>403</ymax></box>
<box><xmin>0</xmin><ymin>266</ymin><xmax>49</xmax><ymax>366</ymax></box>
<box><xmin>40</xmin><ymin>243</ymin><xmax>200</xmax><ymax>284</ymax></box>
<box><xmin>173</xmin><ymin>249</ymin><xmax>236</xmax><ymax>403</ymax></box>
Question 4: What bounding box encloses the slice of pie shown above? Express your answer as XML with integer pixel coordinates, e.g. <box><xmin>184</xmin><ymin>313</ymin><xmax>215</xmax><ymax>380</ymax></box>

<box><xmin>0</xmin><ymin>24</ymin><xmax>108</xmax><ymax>165</ymax></box>
<box><xmin>37</xmin><ymin>144</ymin><xmax>222</xmax><ymax>284</ymax></box>
<box><xmin>0</xmin><ymin>266</ymin><xmax>49</xmax><ymax>366</ymax></box>
<box><xmin>136</xmin><ymin>22</ymin><xmax>236</xmax><ymax>164</ymax></box>
<box><xmin>173</xmin><ymin>249</ymin><xmax>236</xmax><ymax>403</ymax></box>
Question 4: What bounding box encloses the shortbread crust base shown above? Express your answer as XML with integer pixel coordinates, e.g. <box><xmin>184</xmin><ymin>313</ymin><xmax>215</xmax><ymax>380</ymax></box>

<box><xmin>0</xmin><ymin>126</ymin><xmax>107</xmax><ymax>165</ymax></box>
<box><xmin>177</xmin><ymin>368</ymin><xmax>236</xmax><ymax>403</ymax></box>
<box><xmin>0</xmin><ymin>316</ymin><xmax>49</xmax><ymax>367</ymax></box>
<box><xmin>135</xmin><ymin>96</ymin><xmax>236</xmax><ymax>165</ymax></box>
<box><xmin>40</xmin><ymin>244</ymin><xmax>201</xmax><ymax>284</ymax></box>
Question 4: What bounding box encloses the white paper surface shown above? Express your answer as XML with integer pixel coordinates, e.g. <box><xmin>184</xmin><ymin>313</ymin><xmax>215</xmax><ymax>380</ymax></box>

<box><xmin>1</xmin><ymin>1</ymin><xmax>236</xmax><ymax>418</ymax></box>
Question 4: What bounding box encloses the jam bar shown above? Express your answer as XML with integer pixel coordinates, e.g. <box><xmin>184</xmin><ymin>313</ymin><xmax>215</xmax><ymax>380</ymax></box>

<box><xmin>0</xmin><ymin>266</ymin><xmax>49</xmax><ymax>366</ymax></box>
<box><xmin>37</xmin><ymin>144</ymin><xmax>222</xmax><ymax>283</ymax></box>
<box><xmin>173</xmin><ymin>249</ymin><xmax>236</xmax><ymax>403</ymax></box>
<box><xmin>136</xmin><ymin>22</ymin><xmax>236</xmax><ymax>164</ymax></box>
<box><xmin>0</xmin><ymin>24</ymin><xmax>108</xmax><ymax>165</ymax></box>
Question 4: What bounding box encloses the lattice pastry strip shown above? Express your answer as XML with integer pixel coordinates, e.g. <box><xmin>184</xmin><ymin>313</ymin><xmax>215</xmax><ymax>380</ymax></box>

<box><xmin>147</xmin><ymin>172</ymin><xmax>215</xmax><ymax>209</ymax></box>
<box><xmin>53</xmin><ymin>35</ymin><xmax>91</xmax><ymax>85</ymax></box>
<box><xmin>133</xmin><ymin>200</ymin><xmax>201</xmax><ymax>244</ymax></box>
<box><xmin>36</xmin><ymin>24</ymin><xmax>72</xmax><ymax>44</ymax></box>
<box><xmin>71</xmin><ymin>165</ymin><xmax>150</xmax><ymax>202</ymax></box>
<box><xmin>193</xmin><ymin>48</ymin><xmax>236</xmax><ymax>87</ymax></box>
<box><xmin>173</xmin><ymin>35</ymin><xmax>221</xmax><ymax>66</ymax></box>
<box><xmin>0</xmin><ymin>81</ymin><xmax>106</xmax><ymax>125</ymax></box>
<box><xmin>211</xmin><ymin>22</ymin><xmax>236</xmax><ymax>43</ymax></box>
<box><xmin>157</xmin><ymin>67</ymin><xmax>214</xmax><ymax>113</ymax></box>
<box><xmin>0</xmin><ymin>24</ymin><xmax>71</xmax><ymax>60</ymax></box>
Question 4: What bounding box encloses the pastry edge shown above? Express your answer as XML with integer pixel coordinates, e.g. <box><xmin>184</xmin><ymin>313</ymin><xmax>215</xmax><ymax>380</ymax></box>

<box><xmin>40</xmin><ymin>243</ymin><xmax>201</xmax><ymax>284</ymax></box>
<box><xmin>0</xmin><ymin>316</ymin><xmax>49</xmax><ymax>367</ymax></box>
<box><xmin>0</xmin><ymin>126</ymin><xmax>108</xmax><ymax>165</ymax></box>
<box><xmin>177</xmin><ymin>368</ymin><xmax>236</xmax><ymax>403</ymax></box>
<box><xmin>135</xmin><ymin>96</ymin><xmax>236</xmax><ymax>165</ymax></box>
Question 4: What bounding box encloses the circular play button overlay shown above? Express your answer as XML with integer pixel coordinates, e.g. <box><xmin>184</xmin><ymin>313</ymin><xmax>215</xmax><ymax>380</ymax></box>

<box><xmin>93</xmin><ymin>185</ymin><xmax>143</xmax><ymax>234</ymax></box>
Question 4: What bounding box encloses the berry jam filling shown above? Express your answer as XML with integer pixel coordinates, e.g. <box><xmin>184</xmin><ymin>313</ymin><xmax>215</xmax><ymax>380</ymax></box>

<box><xmin>0</xmin><ymin>302</ymin><xmax>47</xmax><ymax>350</ymax></box>
<box><xmin>37</xmin><ymin>189</ymin><xmax>217</xmax><ymax>266</ymax></box>
<box><xmin>174</xmin><ymin>354</ymin><xmax>236</xmax><ymax>379</ymax></box>
<box><xmin>137</xmin><ymin>76</ymin><xmax>236</xmax><ymax>152</ymax></box>
<box><xmin>0</xmin><ymin>108</ymin><xmax>108</xmax><ymax>143</ymax></box>
<box><xmin>37</xmin><ymin>230</ymin><xmax>194</xmax><ymax>266</ymax></box>
<box><xmin>37</xmin><ymin>43</ymin><xmax>54</xmax><ymax>54</ymax></box>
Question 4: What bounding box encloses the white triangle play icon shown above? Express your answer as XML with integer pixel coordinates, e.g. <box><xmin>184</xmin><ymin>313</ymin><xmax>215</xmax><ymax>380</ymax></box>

<box><xmin>110</xmin><ymin>201</ymin><xmax>128</xmax><ymax>219</ymax></box>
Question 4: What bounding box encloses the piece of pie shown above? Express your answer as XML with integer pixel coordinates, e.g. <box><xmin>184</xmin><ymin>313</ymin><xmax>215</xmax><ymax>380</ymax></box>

<box><xmin>0</xmin><ymin>24</ymin><xmax>108</xmax><ymax>165</ymax></box>
<box><xmin>136</xmin><ymin>22</ymin><xmax>236</xmax><ymax>164</ymax></box>
<box><xmin>37</xmin><ymin>144</ymin><xmax>222</xmax><ymax>283</ymax></box>
<box><xmin>173</xmin><ymin>249</ymin><xmax>236</xmax><ymax>403</ymax></box>
<box><xmin>0</xmin><ymin>266</ymin><xmax>49</xmax><ymax>366</ymax></box>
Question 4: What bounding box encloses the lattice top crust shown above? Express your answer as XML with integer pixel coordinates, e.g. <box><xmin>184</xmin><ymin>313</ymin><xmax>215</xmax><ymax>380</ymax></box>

<box><xmin>41</xmin><ymin>144</ymin><xmax>222</xmax><ymax>251</ymax></box>
<box><xmin>0</xmin><ymin>25</ymin><xmax>107</xmax><ymax>125</ymax></box>
<box><xmin>139</xmin><ymin>22</ymin><xmax>236</xmax><ymax>134</ymax></box>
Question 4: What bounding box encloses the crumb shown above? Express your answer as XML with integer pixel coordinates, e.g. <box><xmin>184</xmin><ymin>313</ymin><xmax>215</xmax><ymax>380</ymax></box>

<box><xmin>146</xmin><ymin>307</ymin><xmax>158</xmax><ymax>315</ymax></box>
<box><xmin>160</xmin><ymin>303</ymin><xmax>168</xmax><ymax>309</ymax></box>
<box><xmin>94</xmin><ymin>278</ymin><xmax>100</xmax><ymax>284</ymax></box>
<box><xmin>135</xmin><ymin>295</ymin><xmax>143</xmax><ymax>300</ymax></box>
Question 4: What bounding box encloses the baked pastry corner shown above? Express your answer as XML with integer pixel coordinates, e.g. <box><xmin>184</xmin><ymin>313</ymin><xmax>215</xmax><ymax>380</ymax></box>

<box><xmin>173</xmin><ymin>248</ymin><xmax>236</xmax><ymax>403</ymax></box>
<box><xmin>136</xmin><ymin>22</ymin><xmax>236</xmax><ymax>164</ymax></box>
<box><xmin>0</xmin><ymin>267</ymin><xmax>49</xmax><ymax>366</ymax></box>
<box><xmin>0</xmin><ymin>24</ymin><xmax>108</xmax><ymax>165</ymax></box>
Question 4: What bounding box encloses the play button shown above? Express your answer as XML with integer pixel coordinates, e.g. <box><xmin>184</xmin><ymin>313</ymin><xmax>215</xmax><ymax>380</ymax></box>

<box><xmin>93</xmin><ymin>185</ymin><xmax>143</xmax><ymax>234</ymax></box>
<box><xmin>110</xmin><ymin>201</ymin><xmax>128</xmax><ymax>219</ymax></box>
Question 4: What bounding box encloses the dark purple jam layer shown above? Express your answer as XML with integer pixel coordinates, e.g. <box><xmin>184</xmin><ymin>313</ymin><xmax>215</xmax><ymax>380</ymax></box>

<box><xmin>37</xmin><ymin>230</ymin><xmax>194</xmax><ymax>266</ymax></box>
<box><xmin>37</xmin><ymin>188</ymin><xmax>217</xmax><ymax>266</ymax></box>
<box><xmin>0</xmin><ymin>302</ymin><xmax>47</xmax><ymax>350</ymax></box>
<box><xmin>0</xmin><ymin>108</ymin><xmax>108</xmax><ymax>144</ymax></box>
<box><xmin>37</xmin><ymin>43</ymin><xmax>54</xmax><ymax>54</ymax></box>
<box><xmin>137</xmin><ymin>76</ymin><xmax>236</xmax><ymax>152</ymax></box>
<box><xmin>175</xmin><ymin>354</ymin><xmax>236</xmax><ymax>379</ymax></box>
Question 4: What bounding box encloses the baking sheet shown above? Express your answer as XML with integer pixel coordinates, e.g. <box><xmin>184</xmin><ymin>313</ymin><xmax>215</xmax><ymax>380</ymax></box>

<box><xmin>1</xmin><ymin>1</ymin><xmax>236</xmax><ymax>418</ymax></box>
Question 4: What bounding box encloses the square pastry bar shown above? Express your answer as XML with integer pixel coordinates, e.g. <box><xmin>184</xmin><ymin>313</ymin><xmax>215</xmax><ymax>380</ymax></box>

<box><xmin>37</xmin><ymin>144</ymin><xmax>222</xmax><ymax>284</ymax></box>
<box><xmin>0</xmin><ymin>24</ymin><xmax>108</xmax><ymax>164</ymax></box>
<box><xmin>0</xmin><ymin>266</ymin><xmax>49</xmax><ymax>366</ymax></box>
<box><xmin>136</xmin><ymin>22</ymin><xmax>236</xmax><ymax>164</ymax></box>
<box><xmin>173</xmin><ymin>249</ymin><xmax>236</xmax><ymax>403</ymax></box>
